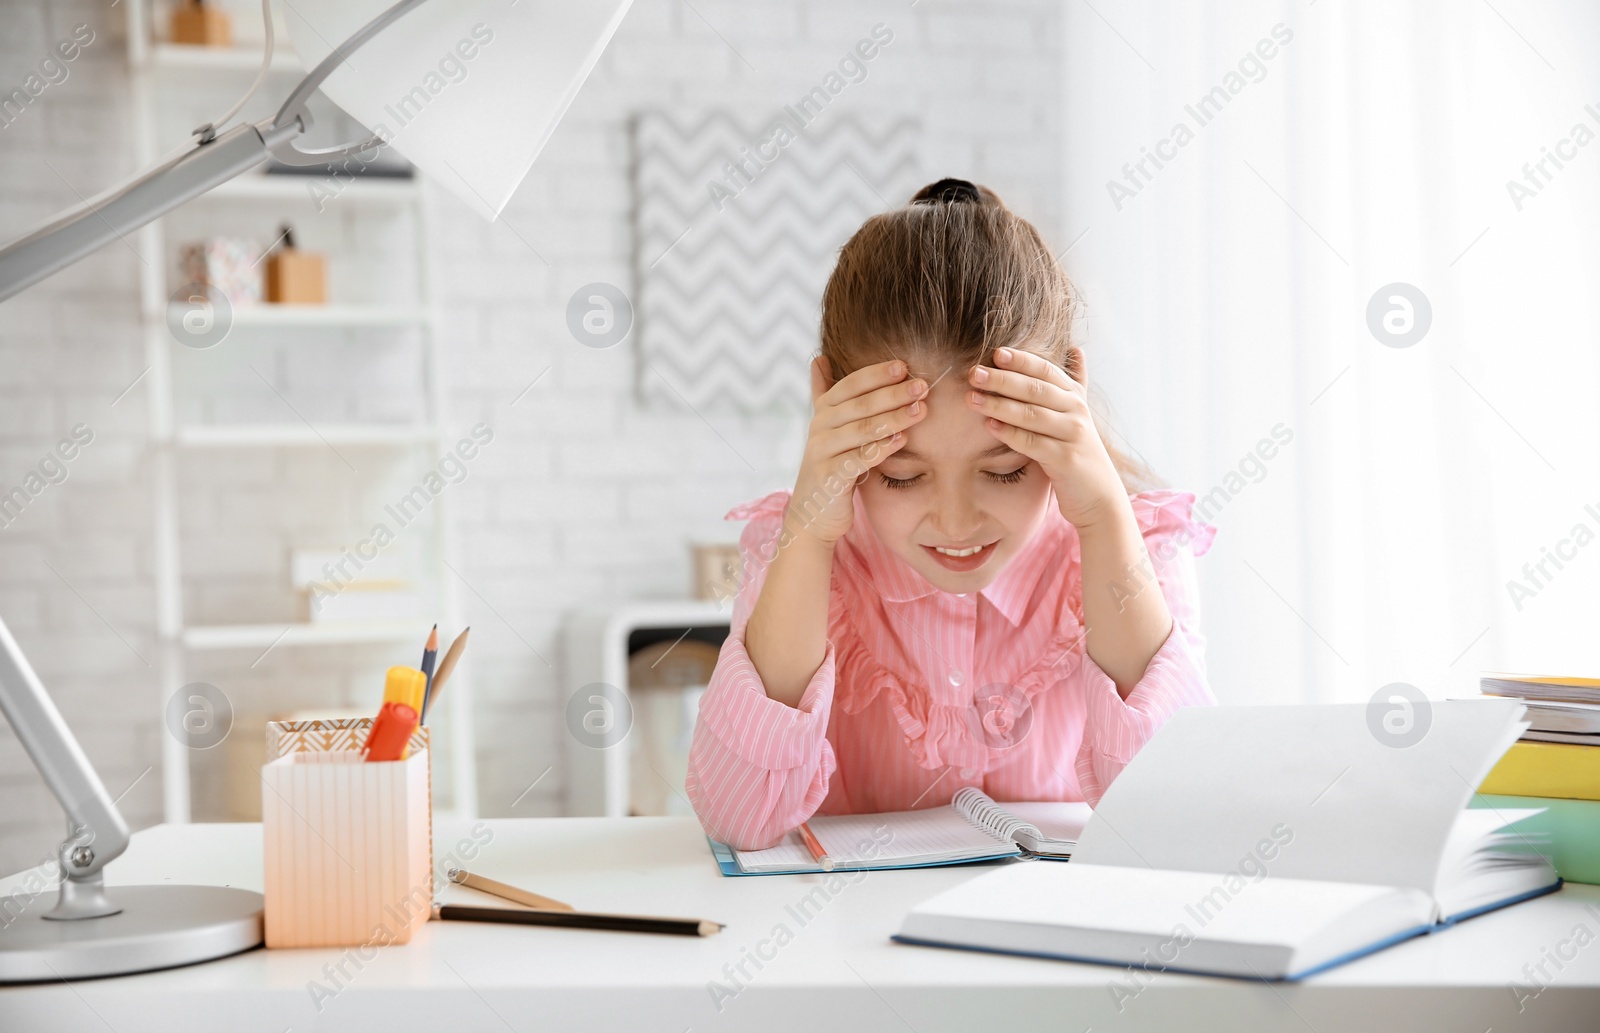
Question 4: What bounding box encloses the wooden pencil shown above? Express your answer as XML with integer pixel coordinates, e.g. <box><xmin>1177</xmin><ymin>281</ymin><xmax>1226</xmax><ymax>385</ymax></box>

<box><xmin>432</xmin><ymin>903</ymin><xmax>722</xmax><ymax>937</ymax></box>
<box><xmin>447</xmin><ymin>865</ymin><xmax>574</xmax><ymax>912</ymax></box>
<box><xmin>421</xmin><ymin>627</ymin><xmax>469</xmax><ymax>724</ymax></box>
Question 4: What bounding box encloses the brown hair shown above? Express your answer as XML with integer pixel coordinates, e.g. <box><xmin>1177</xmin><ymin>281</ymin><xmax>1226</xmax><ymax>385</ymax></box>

<box><xmin>818</xmin><ymin>178</ymin><xmax>1160</xmax><ymax>493</ymax></box>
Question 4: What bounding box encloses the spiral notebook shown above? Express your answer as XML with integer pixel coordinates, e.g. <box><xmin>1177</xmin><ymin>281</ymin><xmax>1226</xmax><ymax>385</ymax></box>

<box><xmin>709</xmin><ymin>788</ymin><xmax>1091</xmax><ymax>876</ymax></box>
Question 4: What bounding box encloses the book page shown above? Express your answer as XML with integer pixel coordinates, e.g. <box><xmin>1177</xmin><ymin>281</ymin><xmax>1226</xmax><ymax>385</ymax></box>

<box><xmin>903</xmin><ymin>860</ymin><xmax>1429</xmax><ymax>948</ymax></box>
<box><xmin>734</xmin><ymin>808</ymin><xmax>1011</xmax><ymax>871</ymax></box>
<box><xmin>1073</xmin><ymin>700</ymin><xmax>1528</xmax><ymax>895</ymax></box>
<box><xmin>731</xmin><ymin>833</ymin><xmax>817</xmax><ymax>871</ymax></box>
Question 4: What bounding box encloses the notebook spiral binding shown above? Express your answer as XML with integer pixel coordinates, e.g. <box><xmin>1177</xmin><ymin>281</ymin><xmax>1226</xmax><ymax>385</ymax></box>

<box><xmin>953</xmin><ymin>786</ymin><xmax>1046</xmax><ymax>850</ymax></box>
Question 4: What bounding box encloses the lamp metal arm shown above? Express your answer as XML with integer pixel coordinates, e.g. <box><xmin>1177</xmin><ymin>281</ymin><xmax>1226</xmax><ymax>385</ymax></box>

<box><xmin>0</xmin><ymin>617</ymin><xmax>127</xmax><ymax>910</ymax></box>
<box><xmin>267</xmin><ymin>0</ymin><xmax>432</xmax><ymax>167</ymax></box>
<box><xmin>0</xmin><ymin>0</ymin><xmax>434</xmax><ymax>303</ymax></box>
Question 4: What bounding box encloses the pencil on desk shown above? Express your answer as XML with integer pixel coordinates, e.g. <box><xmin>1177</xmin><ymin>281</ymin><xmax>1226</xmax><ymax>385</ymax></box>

<box><xmin>448</xmin><ymin>865</ymin><xmax>574</xmax><ymax>912</ymax></box>
<box><xmin>798</xmin><ymin>821</ymin><xmax>835</xmax><ymax>872</ymax></box>
<box><xmin>432</xmin><ymin>903</ymin><xmax>722</xmax><ymax>937</ymax></box>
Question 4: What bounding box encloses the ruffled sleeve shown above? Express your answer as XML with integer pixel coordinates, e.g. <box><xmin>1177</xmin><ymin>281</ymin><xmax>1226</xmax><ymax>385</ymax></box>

<box><xmin>1074</xmin><ymin>489</ymin><xmax>1216</xmax><ymax>805</ymax></box>
<box><xmin>684</xmin><ymin>491</ymin><xmax>839</xmax><ymax>850</ymax></box>
<box><xmin>1130</xmin><ymin>488</ymin><xmax>1217</xmax><ymax>558</ymax></box>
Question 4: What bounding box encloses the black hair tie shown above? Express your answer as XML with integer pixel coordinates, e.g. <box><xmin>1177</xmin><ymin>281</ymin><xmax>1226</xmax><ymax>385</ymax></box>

<box><xmin>916</xmin><ymin>178</ymin><xmax>981</xmax><ymax>205</ymax></box>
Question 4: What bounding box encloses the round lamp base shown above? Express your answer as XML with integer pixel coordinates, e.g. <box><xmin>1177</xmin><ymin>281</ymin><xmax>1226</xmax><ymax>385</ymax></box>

<box><xmin>0</xmin><ymin>884</ymin><xmax>263</xmax><ymax>983</ymax></box>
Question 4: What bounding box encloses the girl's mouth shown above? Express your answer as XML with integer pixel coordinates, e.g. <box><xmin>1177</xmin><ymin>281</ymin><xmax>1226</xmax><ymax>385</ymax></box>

<box><xmin>922</xmin><ymin>541</ymin><xmax>998</xmax><ymax>572</ymax></box>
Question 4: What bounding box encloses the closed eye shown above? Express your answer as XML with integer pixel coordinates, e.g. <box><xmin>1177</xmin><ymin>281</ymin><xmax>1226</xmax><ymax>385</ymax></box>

<box><xmin>985</xmin><ymin>466</ymin><xmax>1028</xmax><ymax>485</ymax></box>
<box><xmin>878</xmin><ymin>472</ymin><xmax>922</xmax><ymax>490</ymax></box>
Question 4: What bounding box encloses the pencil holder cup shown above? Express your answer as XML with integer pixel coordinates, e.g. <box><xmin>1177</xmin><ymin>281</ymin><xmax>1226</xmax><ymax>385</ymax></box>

<box><xmin>261</xmin><ymin>717</ymin><xmax>434</xmax><ymax>948</ymax></box>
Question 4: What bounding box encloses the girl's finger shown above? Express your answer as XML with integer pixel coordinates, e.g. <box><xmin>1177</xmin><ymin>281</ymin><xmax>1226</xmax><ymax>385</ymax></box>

<box><xmin>820</xmin><ymin>357</ymin><xmax>908</xmax><ymax>407</ymax></box>
<box><xmin>966</xmin><ymin>387</ymin><xmax>1079</xmax><ymax>440</ymax></box>
<box><xmin>967</xmin><ymin>363</ymin><xmax>1077</xmax><ymax>414</ymax></box>
<box><xmin>852</xmin><ymin>427</ymin><xmax>908</xmax><ymax>470</ymax></box>
<box><xmin>823</xmin><ymin>397</ymin><xmax>927</xmax><ymax>455</ymax></box>
<box><xmin>982</xmin><ymin>414</ymin><xmax>1047</xmax><ymax>459</ymax></box>
<box><xmin>991</xmin><ymin>346</ymin><xmax>1083</xmax><ymax>395</ymax></box>
<box><xmin>827</xmin><ymin>374</ymin><xmax>928</xmax><ymax>429</ymax></box>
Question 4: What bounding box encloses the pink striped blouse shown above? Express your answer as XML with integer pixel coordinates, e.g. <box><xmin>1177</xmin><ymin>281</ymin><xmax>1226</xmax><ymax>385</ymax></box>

<box><xmin>685</xmin><ymin>486</ymin><xmax>1218</xmax><ymax>851</ymax></box>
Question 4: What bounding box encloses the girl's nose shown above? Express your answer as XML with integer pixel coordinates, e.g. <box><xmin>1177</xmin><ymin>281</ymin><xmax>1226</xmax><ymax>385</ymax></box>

<box><xmin>931</xmin><ymin>492</ymin><xmax>984</xmax><ymax>542</ymax></box>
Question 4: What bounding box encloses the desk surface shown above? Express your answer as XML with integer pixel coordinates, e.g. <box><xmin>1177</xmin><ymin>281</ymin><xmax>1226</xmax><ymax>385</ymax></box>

<box><xmin>4</xmin><ymin>817</ymin><xmax>1599</xmax><ymax>1032</ymax></box>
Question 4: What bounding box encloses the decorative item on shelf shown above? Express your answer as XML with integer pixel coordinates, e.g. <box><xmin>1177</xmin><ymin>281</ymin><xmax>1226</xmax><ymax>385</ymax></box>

<box><xmin>170</xmin><ymin>0</ymin><xmax>232</xmax><ymax>47</ymax></box>
<box><xmin>263</xmin><ymin>224</ymin><xmax>326</xmax><ymax>304</ymax></box>
<box><xmin>178</xmin><ymin>236</ymin><xmax>261</xmax><ymax>306</ymax></box>
<box><xmin>691</xmin><ymin>542</ymin><xmax>742</xmax><ymax>602</ymax></box>
<box><xmin>291</xmin><ymin>547</ymin><xmax>423</xmax><ymax>623</ymax></box>
<box><xmin>626</xmin><ymin>637</ymin><xmax>722</xmax><ymax>817</ymax></box>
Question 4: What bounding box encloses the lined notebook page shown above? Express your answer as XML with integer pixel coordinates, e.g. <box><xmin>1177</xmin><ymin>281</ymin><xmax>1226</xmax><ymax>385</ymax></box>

<box><xmin>734</xmin><ymin>808</ymin><xmax>1014</xmax><ymax>872</ymax></box>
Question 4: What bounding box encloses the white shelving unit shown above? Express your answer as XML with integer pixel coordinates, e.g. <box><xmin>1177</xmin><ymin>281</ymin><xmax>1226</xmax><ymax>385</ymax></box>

<box><xmin>125</xmin><ymin>0</ymin><xmax>477</xmax><ymax>822</ymax></box>
<box><xmin>183</xmin><ymin>619</ymin><xmax>427</xmax><ymax>651</ymax></box>
<box><xmin>174</xmin><ymin>424</ymin><xmax>441</xmax><ymax>448</ymax></box>
<box><xmin>222</xmin><ymin>305</ymin><xmax>433</xmax><ymax>327</ymax></box>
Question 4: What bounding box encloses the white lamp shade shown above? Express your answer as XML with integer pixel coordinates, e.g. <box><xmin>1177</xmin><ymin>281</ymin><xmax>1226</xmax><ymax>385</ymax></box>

<box><xmin>283</xmin><ymin>0</ymin><xmax>632</xmax><ymax>220</ymax></box>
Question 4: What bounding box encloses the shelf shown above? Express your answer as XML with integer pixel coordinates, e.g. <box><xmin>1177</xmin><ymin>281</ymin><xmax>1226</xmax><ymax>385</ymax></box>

<box><xmin>205</xmin><ymin>175</ymin><xmax>421</xmax><ymax>204</ymax></box>
<box><xmin>129</xmin><ymin>0</ymin><xmax>477</xmax><ymax>822</ymax></box>
<box><xmin>229</xmin><ymin>305</ymin><xmax>432</xmax><ymax>328</ymax></box>
<box><xmin>147</xmin><ymin>42</ymin><xmax>304</xmax><ymax>73</ymax></box>
<box><xmin>176</xmin><ymin>424</ymin><xmax>440</xmax><ymax>448</ymax></box>
<box><xmin>183</xmin><ymin>619</ymin><xmax>433</xmax><ymax>651</ymax></box>
<box><xmin>156</xmin><ymin>304</ymin><xmax>431</xmax><ymax>329</ymax></box>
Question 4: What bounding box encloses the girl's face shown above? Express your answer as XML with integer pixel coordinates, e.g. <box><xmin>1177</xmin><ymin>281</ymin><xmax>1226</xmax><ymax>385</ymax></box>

<box><xmin>858</xmin><ymin>367</ymin><xmax>1054</xmax><ymax>593</ymax></box>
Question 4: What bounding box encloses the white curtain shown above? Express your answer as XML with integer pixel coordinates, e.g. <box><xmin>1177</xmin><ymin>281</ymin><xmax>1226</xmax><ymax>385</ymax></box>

<box><xmin>1059</xmin><ymin>0</ymin><xmax>1600</xmax><ymax>705</ymax></box>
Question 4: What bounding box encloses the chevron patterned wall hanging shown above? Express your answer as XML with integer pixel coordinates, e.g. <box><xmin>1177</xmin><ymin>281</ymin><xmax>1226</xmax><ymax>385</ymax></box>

<box><xmin>630</xmin><ymin>108</ymin><xmax>922</xmax><ymax>414</ymax></box>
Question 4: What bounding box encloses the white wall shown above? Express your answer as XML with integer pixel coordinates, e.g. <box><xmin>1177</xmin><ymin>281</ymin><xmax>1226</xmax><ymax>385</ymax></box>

<box><xmin>0</xmin><ymin>0</ymin><xmax>1068</xmax><ymax>875</ymax></box>
<box><xmin>1057</xmin><ymin>0</ymin><xmax>1600</xmax><ymax>709</ymax></box>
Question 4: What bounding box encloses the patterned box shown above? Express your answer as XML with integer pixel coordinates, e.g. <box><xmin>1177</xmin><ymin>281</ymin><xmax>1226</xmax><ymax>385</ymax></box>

<box><xmin>261</xmin><ymin>717</ymin><xmax>434</xmax><ymax>948</ymax></box>
<box><xmin>178</xmin><ymin>237</ymin><xmax>262</xmax><ymax>306</ymax></box>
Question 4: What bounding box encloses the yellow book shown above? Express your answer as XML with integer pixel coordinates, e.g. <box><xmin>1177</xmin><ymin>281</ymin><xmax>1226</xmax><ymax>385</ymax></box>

<box><xmin>1479</xmin><ymin>740</ymin><xmax>1600</xmax><ymax>801</ymax></box>
<box><xmin>1483</xmin><ymin>672</ymin><xmax>1600</xmax><ymax>688</ymax></box>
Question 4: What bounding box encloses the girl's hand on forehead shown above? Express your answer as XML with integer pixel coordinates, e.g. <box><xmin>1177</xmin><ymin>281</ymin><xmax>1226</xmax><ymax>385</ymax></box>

<box><xmin>787</xmin><ymin>356</ymin><xmax>928</xmax><ymax>544</ymax></box>
<box><xmin>966</xmin><ymin>346</ymin><xmax>1125</xmax><ymax>531</ymax></box>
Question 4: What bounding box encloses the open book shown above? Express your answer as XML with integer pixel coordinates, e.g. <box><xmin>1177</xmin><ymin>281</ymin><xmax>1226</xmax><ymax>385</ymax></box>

<box><xmin>894</xmin><ymin>701</ymin><xmax>1561</xmax><ymax>980</ymax></box>
<box><xmin>710</xmin><ymin>788</ymin><xmax>1090</xmax><ymax>875</ymax></box>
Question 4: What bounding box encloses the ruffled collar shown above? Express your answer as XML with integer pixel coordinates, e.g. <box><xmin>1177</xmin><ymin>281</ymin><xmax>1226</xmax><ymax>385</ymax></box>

<box><xmin>726</xmin><ymin>485</ymin><xmax>1216</xmax><ymax>774</ymax></box>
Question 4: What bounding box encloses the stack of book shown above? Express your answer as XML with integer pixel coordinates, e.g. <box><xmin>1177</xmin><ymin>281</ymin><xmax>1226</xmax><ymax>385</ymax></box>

<box><xmin>1474</xmin><ymin>673</ymin><xmax>1600</xmax><ymax>885</ymax></box>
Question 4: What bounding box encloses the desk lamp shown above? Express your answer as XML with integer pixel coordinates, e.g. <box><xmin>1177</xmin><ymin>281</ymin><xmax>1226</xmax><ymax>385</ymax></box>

<box><xmin>0</xmin><ymin>0</ymin><xmax>631</xmax><ymax>297</ymax></box>
<box><xmin>0</xmin><ymin>0</ymin><xmax>630</xmax><ymax>978</ymax></box>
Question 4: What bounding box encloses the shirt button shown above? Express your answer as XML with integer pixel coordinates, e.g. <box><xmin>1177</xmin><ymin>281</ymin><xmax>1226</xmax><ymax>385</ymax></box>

<box><xmin>948</xmin><ymin>670</ymin><xmax>965</xmax><ymax>687</ymax></box>
<box><xmin>960</xmin><ymin>768</ymin><xmax>977</xmax><ymax>779</ymax></box>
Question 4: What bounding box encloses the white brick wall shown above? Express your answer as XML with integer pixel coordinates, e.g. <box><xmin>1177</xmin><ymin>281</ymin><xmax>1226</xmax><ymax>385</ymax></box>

<box><xmin>0</xmin><ymin>0</ymin><xmax>1064</xmax><ymax>874</ymax></box>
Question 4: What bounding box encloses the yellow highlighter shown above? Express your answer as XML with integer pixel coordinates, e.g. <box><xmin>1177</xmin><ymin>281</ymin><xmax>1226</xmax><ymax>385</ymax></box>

<box><xmin>382</xmin><ymin>666</ymin><xmax>427</xmax><ymax>759</ymax></box>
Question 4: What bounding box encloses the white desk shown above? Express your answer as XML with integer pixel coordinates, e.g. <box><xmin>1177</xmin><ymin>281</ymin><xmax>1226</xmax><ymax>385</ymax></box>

<box><xmin>3</xmin><ymin>818</ymin><xmax>1598</xmax><ymax>1031</ymax></box>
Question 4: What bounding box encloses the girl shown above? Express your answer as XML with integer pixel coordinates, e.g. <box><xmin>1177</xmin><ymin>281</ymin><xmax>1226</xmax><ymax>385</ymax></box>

<box><xmin>685</xmin><ymin>178</ymin><xmax>1217</xmax><ymax>851</ymax></box>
